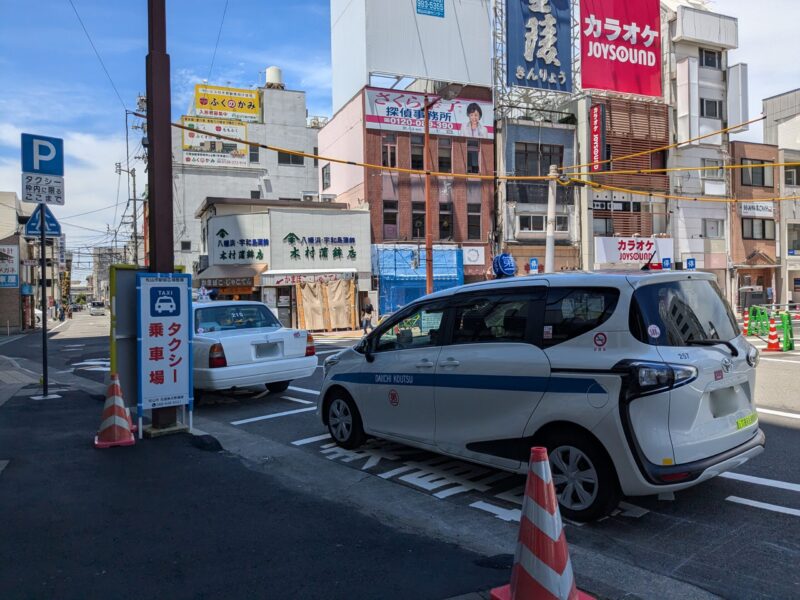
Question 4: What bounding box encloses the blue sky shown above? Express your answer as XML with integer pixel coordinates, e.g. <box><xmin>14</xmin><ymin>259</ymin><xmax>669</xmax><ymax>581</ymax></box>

<box><xmin>0</xmin><ymin>0</ymin><xmax>797</xmax><ymax>278</ymax></box>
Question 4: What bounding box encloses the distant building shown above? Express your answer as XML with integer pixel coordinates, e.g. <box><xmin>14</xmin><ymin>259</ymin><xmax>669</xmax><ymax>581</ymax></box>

<box><xmin>91</xmin><ymin>247</ymin><xmax>123</xmax><ymax>302</ymax></box>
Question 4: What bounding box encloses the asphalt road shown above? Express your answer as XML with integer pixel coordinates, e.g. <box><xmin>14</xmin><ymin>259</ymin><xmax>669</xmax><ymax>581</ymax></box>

<box><xmin>4</xmin><ymin>312</ymin><xmax>800</xmax><ymax>599</ymax></box>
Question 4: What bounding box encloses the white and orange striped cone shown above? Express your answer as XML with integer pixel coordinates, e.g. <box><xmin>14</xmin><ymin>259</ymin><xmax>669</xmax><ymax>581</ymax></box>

<box><xmin>94</xmin><ymin>373</ymin><xmax>135</xmax><ymax>448</ymax></box>
<box><xmin>490</xmin><ymin>447</ymin><xmax>594</xmax><ymax>600</ymax></box>
<box><xmin>742</xmin><ymin>313</ymin><xmax>749</xmax><ymax>336</ymax></box>
<box><xmin>765</xmin><ymin>317</ymin><xmax>781</xmax><ymax>352</ymax></box>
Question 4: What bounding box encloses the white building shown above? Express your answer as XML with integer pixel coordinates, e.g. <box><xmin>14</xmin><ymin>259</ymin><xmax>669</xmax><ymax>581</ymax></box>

<box><xmin>171</xmin><ymin>68</ymin><xmax>324</xmax><ymax>274</ymax></box>
<box><xmin>661</xmin><ymin>1</ymin><xmax>748</xmax><ymax>300</ymax></box>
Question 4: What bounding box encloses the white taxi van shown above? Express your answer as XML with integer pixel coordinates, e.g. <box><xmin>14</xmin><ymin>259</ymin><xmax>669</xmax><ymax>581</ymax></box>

<box><xmin>192</xmin><ymin>301</ymin><xmax>317</xmax><ymax>398</ymax></box>
<box><xmin>318</xmin><ymin>272</ymin><xmax>765</xmax><ymax>521</ymax></box>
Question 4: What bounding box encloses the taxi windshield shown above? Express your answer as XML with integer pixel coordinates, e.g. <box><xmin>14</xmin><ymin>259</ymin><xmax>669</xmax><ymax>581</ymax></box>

<box><xmin>195</xmin><ymin>304</ymin><xmax>280</xmax><ymax>333</ymax></box>
<box><xmin>630</xmin><ymin>279</ymin><xmax>739</xmax><ymax>346</ymax></box>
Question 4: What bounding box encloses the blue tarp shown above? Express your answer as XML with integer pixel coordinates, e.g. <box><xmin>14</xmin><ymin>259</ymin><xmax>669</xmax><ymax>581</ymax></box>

<box><xmin>374</xmin><ymin>247</ymin><xmax>463</xmax><ymax>314</ymax></box>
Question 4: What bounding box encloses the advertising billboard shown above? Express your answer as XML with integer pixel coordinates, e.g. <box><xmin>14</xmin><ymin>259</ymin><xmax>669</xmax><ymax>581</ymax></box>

<box><xmin>0</xmin><ymin>245</ymin><xmax>19</xmax><ymax>288</ymax></box>
<box><xmin>506</xmin><ymin>0</ymin><xmax>572</xmax><ymax>92</ymax></box>
<box><xmin>589</xmin><ymin>104</ymin><xmax>607</xmax><ymax>172</ymax></box>
<box><xmin>580</xmin><ymin>0</ymin><xmax>662</xmax><ymax>97</ymax></box>
<box><xmin>181</xmin><ymin>117</ymin><xmax>250</xmax><ymax>168</ymax></box>
<box><xmin>194</xmin><ymin>84</ymin><xmax>260</xmax><ymax>122</ymax></box>
<box><xmin>365</xmin><ymin>89</ymin><xmax>494</xmax><ymax>139</ymax></box>
<box><xmin>594</xmin><ymin>237</ymin><xmax>672</xmax><ymax>265</ymax></box>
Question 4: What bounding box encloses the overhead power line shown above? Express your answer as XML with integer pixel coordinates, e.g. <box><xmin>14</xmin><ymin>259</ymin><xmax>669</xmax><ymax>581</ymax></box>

<box><xmin>67</xmin><ymin>0</ymin><xmax>127</xmax><ymax>111</ymax></box>
<box><xmin>207</xmin><ymin>0</ymin><xmax>230</xmax><ymax>82</ymax></box>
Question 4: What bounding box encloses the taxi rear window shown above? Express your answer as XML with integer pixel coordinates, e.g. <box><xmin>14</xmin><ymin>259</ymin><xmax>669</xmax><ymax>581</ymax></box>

<box><xmin>195</xmin><ymin>305</ymin><xmax>280</xmax><ymax>333</ymax></box>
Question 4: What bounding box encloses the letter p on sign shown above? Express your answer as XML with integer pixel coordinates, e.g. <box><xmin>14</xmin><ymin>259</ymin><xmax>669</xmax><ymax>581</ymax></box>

<box><xmin>21</xmin><ymin>133</ymin><xmax>64</xmax><ymax>176</ymax></box>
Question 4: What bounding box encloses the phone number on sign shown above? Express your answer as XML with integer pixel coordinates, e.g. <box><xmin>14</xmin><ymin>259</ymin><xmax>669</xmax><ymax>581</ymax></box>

<box><xmin>383</xmin><ymin>117</ymin><xmax>456</xmax><ymax>131</ymax></box>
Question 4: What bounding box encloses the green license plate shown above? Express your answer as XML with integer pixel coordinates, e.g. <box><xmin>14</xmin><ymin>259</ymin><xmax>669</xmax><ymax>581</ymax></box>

<box><xmin>736</xmin><ymin>413</ymin><xmax>758</xmax><ymax>430</ymax></box>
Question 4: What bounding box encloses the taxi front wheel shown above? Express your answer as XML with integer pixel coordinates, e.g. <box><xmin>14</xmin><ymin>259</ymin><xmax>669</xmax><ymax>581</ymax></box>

<box><xmin>540</xmin><ymin>431</ymin><xmax>620</xmax><ymax>522</ymax></box>
<box><xmin>327</xmin><ymin>393</ymin><xmax>365</xmax><ymax>449</ymax></box>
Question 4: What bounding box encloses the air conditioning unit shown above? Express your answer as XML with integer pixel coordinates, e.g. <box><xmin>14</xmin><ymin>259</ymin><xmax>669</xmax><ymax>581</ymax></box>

<box><xmin>302</xmin><ymin>192</ymin><xmax>317</xmax><ymax>202</ymax></box>
<box><xmin>321</xmin><ymin>194</ymin><xmax>337</xmax><ymax>203</ymax></box>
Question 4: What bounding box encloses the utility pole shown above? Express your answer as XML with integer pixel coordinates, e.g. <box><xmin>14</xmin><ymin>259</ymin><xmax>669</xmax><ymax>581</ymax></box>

<box><xmin>115</xmin><ymin>162</ymin><xmax>139</xmax><ymax>265</ymax></box>
<box><xmin>545</xmin><ymin>164</ymin><xmax>558</xmax><ymax>273</ymax></box>
<box><xmin>423</xmin><ymin>95</ymin><xmax>439</xmax><ymax>295</ymax></box>
<box><xmin>146</xmin><ymin>0</ymin><xmax>177</xmax><ymax>430</ymax></box>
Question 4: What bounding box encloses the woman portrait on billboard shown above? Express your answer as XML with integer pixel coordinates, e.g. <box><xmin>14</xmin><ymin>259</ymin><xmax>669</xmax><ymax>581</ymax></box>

<box><xmin>461</xmin><ymin>102</ymin><xmax>489</xmax><ymax>139</ymax></box>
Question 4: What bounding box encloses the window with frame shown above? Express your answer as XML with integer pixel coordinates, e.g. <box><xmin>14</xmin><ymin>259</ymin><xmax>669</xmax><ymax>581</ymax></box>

<box><xmin>412</xmin><ymin>202</ymin><xmax>426</xmax><ymax>238</ymax></box>
<box><xmin>650</xmin><ymin>150</ymin><xmax>666</xmax><ymax>170</ymax></box>
<box><xmin>438</xmin><ymin>138</ymin><xmax>452</xmax><ymax>173</ymax></box>
<box><xmin>439</xmin><ymin>202</ymin><xmax>453</xmax><ymax>240</ymax></box>
<box><xmin>410</xmin><ymin>135</ymin><xmax>424</xmax><ymax>170</ymax></box>
<box><xmin>250</xmin><ymin>190</ymin><xmax>261</xmax><ymax>199</ymax></box>
<box><xmin>451</xmin><ymin>294</ymin><xmax>531</xmax><ymax>345</ymax></box>
<box><xmin>383</xmin><ymin>200</ymin><xmax>398</xmax><ymax>240</ymax></box>
<box><xmin>787</xmin><ymin>224</ymin><xmax>800</xmax><ymax>252</ymax></box>
<box><xmin>249</xmin><ymin>144</ymin><xmax>259</xmax><ymax>163</ymax></box>
<box><xmin>374</xmin><ymin>303</ymin><xmax>446</xmax><ymax>352</ymax></box>
<box><xmin>542</xmin><ymin>287</ymin><xmax>620</xmax><ymax>347</ymax></box>
<box><xmin>741</xmin><ymin>159</ymin><xmax>774</xmax><ymax>187</ymax></box>
<box><xmin>180</xmin><ymin>241</ymin><xmax>191</xmax><ymax>252</ymax></box>
<box><xmin>701</xmin><ymin>158</ymin><xmax>724</xmax><ymax>179</ymax></box>
<box><xmin>700</xmin><ymin>48</ymin><xmax>722</xmax><ymax>69</ymax></box>
<box><xmin>467</xmin><ymin>140</ymin><xmax>480</xmax><ymax>174</ymax></box>
<box><xmin>785</xmin><ymin>165</ymin><xmax>799</xmax><ymax>186</ymax></box>
<box><xmin>322</xmin><ymin>164</ymin><xmax>331</xmax><ymax>190</ymax></box>
<box><xmin>702</xmin><ymin>218</ymin><xmax>724</xmax><ymax>239</ymax></box>
<box><xmin>593</xmin><ymin>218</ymin><xmax>614</xmax><ymax>236</ymax></box>
<box><xmin>467</xmin><ymin>203</ymin><xmax>481</xmax><ymax>240</ymax></box>
<box><xmin>519</xmin><ymin>215</ymin><xmax>568</xmax><ymax>233</ymax></box>
<box><xmin>278</xmin><ymin>151</ymin><xmax>304</xmax><ymax>166</ymax></box>
<box><xmin>700</xmin><ymin>98</ymin><xmax>723</xmax><ymax>119</ymax></box>
<box><xmin>515</xmin><ymin>143</ymin><xmax>563</xmax><ymax>176</ymax></box>
<box><xmin>313</xmin><ymin>146</ymin><xmax>319</xmax><ymax>167</ymax></box>
<box><xmin>742</xmin><ymin>218</ymin><xmax>775</xmax><ymax>240</ymax></box>
<box><xmin>382</xmin><ymin>133</ymin><xmax>397</xmax><ymax>168</ymax></box>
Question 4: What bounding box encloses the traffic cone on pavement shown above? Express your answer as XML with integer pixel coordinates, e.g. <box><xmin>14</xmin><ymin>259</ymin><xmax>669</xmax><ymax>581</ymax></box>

<box><xmin>764</xmin><ymin>317</ymin><xmax>781</xmax><ymax>352</ymax></box>
<box><xmin>490</xmin><ymin>447</ymin><xmax>595</xmax><ymax>600</ymax></box>
<box><xmin>94</xmin><ymin>373</ymin><xmax>135</xmax><ymax>448</ymax></box>
<box><xmin>743</xmin><ymin>312</ymin><xmax>749</xmax><ymax>336</ymax></box>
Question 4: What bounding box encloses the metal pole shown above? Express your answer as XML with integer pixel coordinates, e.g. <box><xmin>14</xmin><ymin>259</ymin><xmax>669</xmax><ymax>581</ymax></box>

<box><xmin>545</xmin><ymin>164</ymin><xmax>558</xmax><ymax>273</ymax></box>
<box><xmin>146</xmin><ymin>0</ymin><xmax>177</xmax><ymax>429</ymax></box>
<box><xmin>131</xmin><ymin>168</ymin><xmax>138</xmax><ymax>266</ymax></box>
<box><xmin>40</xmin><ymin>211</ymin><xmax>48</xmax><ymax>396</ymax></box>
<box><xmin>424</xmin><ymin>96</ymin><xmax>433</xmax><ymax>295</ymax></box>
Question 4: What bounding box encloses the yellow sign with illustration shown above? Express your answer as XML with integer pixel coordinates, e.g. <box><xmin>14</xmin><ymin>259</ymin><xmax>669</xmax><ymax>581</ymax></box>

<box><xmin>194</xmin><ymin>84</ymin><xmax>260</xmax><ymax>122</ymax></box>
<box><xmin>181</xmin><ymin>116</ymin><xmax>250</xmax><ymax>169</ymax></box>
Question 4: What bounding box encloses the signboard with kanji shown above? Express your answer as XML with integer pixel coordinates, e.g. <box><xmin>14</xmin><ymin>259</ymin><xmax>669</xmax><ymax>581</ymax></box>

<box><xmin>21</xmin><ymin>133</ymin><xmax>65</xmax><ymax>205</ymax></box>
<box><xmin>0</xmin><ymin>245</ymin><xmax>19</xmax><ymax>288</ymax></box>
<box><xmin>181</xmin><ymin>116</ymin><xmax>250</xmax><ymax>169</ymax></box>
<box><xmin>594</xmin><ymin>237</ymin><xmax>672</xmax><ymax>266</ymax></box>
<box><xmin>193</xmin><ymin>84</ymin><xmax>260</xmax><ymax>122</ymax></box>
<box><xmin>137</xmin><ymin>273</ymin><xmax>192</xmax><ymax>416</ymax></box>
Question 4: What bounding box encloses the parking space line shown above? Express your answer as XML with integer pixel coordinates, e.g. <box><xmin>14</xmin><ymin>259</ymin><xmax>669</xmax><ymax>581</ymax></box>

<box><xmin>720</xmin><ymin>472</ymin><xmax>800</xmax><ymax>493</ymax></box>
<box><xmin>231</xmin><ymin>407</ymin><xmax>316</xmax><ymax>426</ymax></box>
<box><xmin>282</xmin><ymin>396</ymin><xmax>314</xmax><ymax>405</ymax></box>
<box><xmin>760</xmin><ymin>357</ymin><xmax>800</xmax><ymax>364</ymax></box>
<box><xmin>292</xmin><ymin>434</ymin><xmax>332</xmax><ymax>446</ymax></box>
<box><xmin>726</xmin><ymin>496</ymin><xmax>800</xmax><ymax>518</ymax></box>
<box><xmin>288</xmin><ymin>386</ymin><xmax>320</xmax><ymax>397</ymax></box>
<box><xmin>757</xmin><ymin>407</ymin><xmax>800</xmax><ymax>420</ymax></box>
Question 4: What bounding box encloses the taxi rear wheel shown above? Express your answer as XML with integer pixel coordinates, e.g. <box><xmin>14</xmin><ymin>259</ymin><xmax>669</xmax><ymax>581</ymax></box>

<box><xmin>540</xmin><ymin>431</ymin><xmax>620</xmax><ymax>522</ymax></box>
<box><xmin>266</xmin><ymin>381</ymin><xmax>290</xmax><ymax>394</ymax></box>
<box><xmin>327</xmin><ymin>393</ymin><xmax>365</xmax><ymax>449</ymax></box>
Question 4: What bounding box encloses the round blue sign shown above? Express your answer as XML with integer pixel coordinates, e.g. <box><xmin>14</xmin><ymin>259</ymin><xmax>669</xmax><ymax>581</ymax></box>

<box><xmin>493</xmin><ymin>253</ymin><xmax>517</xmax><ymax>278</ymax></box>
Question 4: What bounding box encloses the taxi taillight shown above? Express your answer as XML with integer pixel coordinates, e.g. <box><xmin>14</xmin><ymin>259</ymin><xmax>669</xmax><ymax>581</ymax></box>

<box><xmin>209</xmin><ymin>343</ymin><xmax>227</xmax><ymax>368</ymax></box>
<box><xmin>305</xmin><ymin>334</ymin><xmax>316</xmax><ymax>357</ymax></box>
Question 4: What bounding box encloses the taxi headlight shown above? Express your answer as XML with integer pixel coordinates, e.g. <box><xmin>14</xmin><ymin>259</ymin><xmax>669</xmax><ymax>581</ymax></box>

<box><xmin>746</xmin><ymin>346</ymin><xmax>760</xmax><ymax>368</ymax></box>
<box><xmin>323</xmin><ymin>354</ymin><xmax>340</xmax><ymax>377</ymax></box>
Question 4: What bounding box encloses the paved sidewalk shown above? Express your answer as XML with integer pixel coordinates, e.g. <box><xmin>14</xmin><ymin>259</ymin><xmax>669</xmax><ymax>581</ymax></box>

<box><xmin>0</xmin><ymin>387</ymin><xmax>509</xmax><ymax>600</ymax></box>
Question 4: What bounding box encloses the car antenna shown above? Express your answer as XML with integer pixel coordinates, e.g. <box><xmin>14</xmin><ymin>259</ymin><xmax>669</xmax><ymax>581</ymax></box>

<box><xmin>640</xmin><ymin>250</ymin><xmax>656</xmax><ymax>271</ymax></box>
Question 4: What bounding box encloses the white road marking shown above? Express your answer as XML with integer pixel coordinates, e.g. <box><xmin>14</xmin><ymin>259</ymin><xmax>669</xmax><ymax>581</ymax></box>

<box><xmin>230</xmin><ymin>406</ymin><xmax>315</xmax><ymax>426</ymax></box>
<box><xmin>0</xmin><ymin>335</ymin><xmax>24</xmax><ymax>347</ymax></box>
<box><xmin>287</xmin><ymin>386</ymin><xmax>320</xmax><ymax>397</ymax></box>
<box><xmin>726</xmin><ymin>496</ymin><xmax>800</xmax><ymax>518</ymax></box>
<box><xmin>720</xmin><ymin>472</ymin><xmax>800</xmax><ymax>493</ymax></box>
<box><xmin>282</xmin><ymin>396</ymin><xmax>314</xmax><ymax>405</ymax></box>
<box><xmin>291</xmin><ymin>433</ymin><xmax>331</xmax><ymax>446</ymax></box>
<box><xmin>759</xmin><ymin>357</ymin><xmax>800</xmax><ymax>364</ymax></box>
<box><xmin>757</xmin><ymin>407</ymin><xmax>800</xmax><ymax>420</ymax></box>
<box><xmin>48</xmin><ymin>321</ymin><xmax>69</xmax><ymax>333</ymax></box>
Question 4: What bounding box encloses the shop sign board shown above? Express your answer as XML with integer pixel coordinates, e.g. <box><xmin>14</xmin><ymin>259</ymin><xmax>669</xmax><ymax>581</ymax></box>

<box><xmin>594</xmin><ymin>237</ymin><xmax>672</xmax><ymax>265</ymax></box>
<box><xmin>365</xmin><ymin>89</ymin><xmax>494</xmax><ymax>139</ymax></box>
<box><xmin>0</xmin><ymin>245</ymin><xmax>19</xmax><ymax>288</ymax></box>
<box><xmin>136</xmin><ymin>273</ymin><xmax>193</xmax><ymax>417</ymax></box>
<box><xmin>579</xmin><ymin>0</ymin><xmax>662</xmax><ymax>97</ymax></box>
<box><xmin>181</xmin><ymin>116</ymin><xmax>250</xmax><ymax>168</ymax></box>
<box><xmin>506</xmin><ymin>0</ymin><xmax>572</xmax><ymax>92</ymax></box>
<box><xmin>194</xmin><ymin>84</ymin><xmax>260</xmax><ymax>122</ymax></box>
<box><xmin>589</xmin><ymin>104</ymin><xmax>607</xmax><ymax>172</ymax></box>
<box><xmin>262</xmin><ymin>271</ymin><xmax>355</xmax><ymax>287</ymax></box>
<box><xmin>416</xmin><ymin>0</ymin><xmax>444</xmax><ymax>18</ymax></box>
<box><xmin>209</xmin><ymin>214</ymin><xmax>270</xmax><ymax>266</ymax></box>
<box><xmin>739</xmin><ymin>202</ymin><xmax>774</xmax><ymax>218</ymax></box>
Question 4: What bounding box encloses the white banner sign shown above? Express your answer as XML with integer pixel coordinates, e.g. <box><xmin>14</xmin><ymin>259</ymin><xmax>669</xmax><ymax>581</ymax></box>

<box><xmin>0</xmin><ymin>245</ymin><xmax>19</xmax><ymax>288</ymax></box>
<box><xmin>181</xmin><ymin>116</ymin><xmax>249</xmax><ymax>168</ymax></box>
<box><xmin>739</xmin><ymin>202</ymin><xmax>774</xmax><ymax>218</ymax></box>
<box><xmin>137</xmin><ymin>274</ymin><xmax>192</xmax><ymax>414</ymax></box>
<box><xmin>595</xmin><ymin>237</ymin><xmax>673</xmax><ymax>265</ymax></box>
<box><xmin>365</xmin><ymin>89</ymin><xmax>494</xmax><ymax>139</ymax></box>
<box><xmin>208</xmin><ymin>214</ymin><xmax>271</xmax><ymax>266</ymax></box>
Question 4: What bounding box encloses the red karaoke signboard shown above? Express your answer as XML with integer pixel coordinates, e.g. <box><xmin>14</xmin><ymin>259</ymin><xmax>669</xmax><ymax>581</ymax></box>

<box><xmin>580</xmin><ymin>0</ymin><xmax>662</xmax><ymax>97</ymax></box>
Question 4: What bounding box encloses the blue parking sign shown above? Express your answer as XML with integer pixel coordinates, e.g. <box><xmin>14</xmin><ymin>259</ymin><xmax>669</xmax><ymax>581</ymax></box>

<box><xmin>150</xmin><ymin>286</ymin><xmax>181</xmax><ymax>317</ymax></box>
<box><xmin>21</xmin><ymin>133</ymin><xmax>64</xmax><ymax>176</ymax></box>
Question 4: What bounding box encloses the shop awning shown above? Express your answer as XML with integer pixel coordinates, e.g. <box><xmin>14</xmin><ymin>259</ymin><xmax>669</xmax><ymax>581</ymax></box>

<box><xmin>195</xmin><ymin>264</ymin><xmax>268</xmax><ymax>288</ymax></box>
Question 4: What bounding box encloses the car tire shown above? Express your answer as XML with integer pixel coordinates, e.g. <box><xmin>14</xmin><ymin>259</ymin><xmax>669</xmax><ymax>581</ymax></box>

<box><xmin>266</xmin><ymin>381</ymin><xmax>290</xmax><ymax>394</ymax></box>
<box><xmin>326</xmin><ymin>392</ymin><xmax>365</xmax><ymax>450</ymax></box>
<box><xmin>539</xmin><ymin>430</ymin><xmax>620</xmax><ymax>522</ymax></box>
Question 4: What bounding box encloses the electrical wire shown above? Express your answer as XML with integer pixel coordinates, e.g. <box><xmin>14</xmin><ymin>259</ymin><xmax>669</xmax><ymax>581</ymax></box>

<box><xmin>207</xmin><ymin>0</ymin><xmax>229</xmax><ymax>82</ymax></box>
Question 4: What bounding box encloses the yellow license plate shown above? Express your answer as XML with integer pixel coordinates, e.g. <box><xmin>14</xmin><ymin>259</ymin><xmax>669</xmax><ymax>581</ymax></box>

<box><xmin>736</xmin><ymin>413</ymin><xmax>758</xmax><ymax>430</ymax></box>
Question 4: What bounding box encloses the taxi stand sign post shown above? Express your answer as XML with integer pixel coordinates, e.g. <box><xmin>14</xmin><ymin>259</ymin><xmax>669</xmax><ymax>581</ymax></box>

<box><xmin>136</xmin><ymin>273</ymin><xmax>193</xmax><ymax>437</ymax></box>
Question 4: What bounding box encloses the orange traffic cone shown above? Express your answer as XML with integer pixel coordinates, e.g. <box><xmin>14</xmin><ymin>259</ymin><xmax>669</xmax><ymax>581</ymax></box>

<box><xmin>490</xmin><ymin>447</ymin><xmax>595</xmax><ymax>600</ymax></box>
<box><xmin>764</xmin><ymin>317</ymin><xmax>781</xmax><ymax>352</ymax></box>
<box><xmin>743</xmin><ymin>313</ymin><xmax>749</xmax><ymax>336</ymax></box>
<box><xmin>94</xmin><ymin>373</ymin><xmax>135</xmax><ymax>448</ymax></box>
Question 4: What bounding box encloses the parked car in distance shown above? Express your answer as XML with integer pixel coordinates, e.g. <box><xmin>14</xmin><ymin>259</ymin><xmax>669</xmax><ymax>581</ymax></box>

<box><xmin>89</xmin><ymin>301</ymin><xmax>105</xmax><ymax>316</ymax></box>
<box><xmin>193</xmin><ymin>300</ymin><xmax>317</xmax><ymax>398</ymax></box>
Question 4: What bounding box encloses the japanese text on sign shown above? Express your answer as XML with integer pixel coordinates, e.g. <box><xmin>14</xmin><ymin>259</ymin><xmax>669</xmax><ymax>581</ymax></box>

<box><xmin>22</xmin><ymin>173</ymin><xmax>64</xmax><ymax>205</ymax></box>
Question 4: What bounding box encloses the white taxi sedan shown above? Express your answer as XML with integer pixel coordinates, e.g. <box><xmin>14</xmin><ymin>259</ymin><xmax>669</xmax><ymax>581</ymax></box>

<box><xmin>192</xmin><ymin>300</ymin><xmax>317</xmax><ymax>397</ymax></box>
